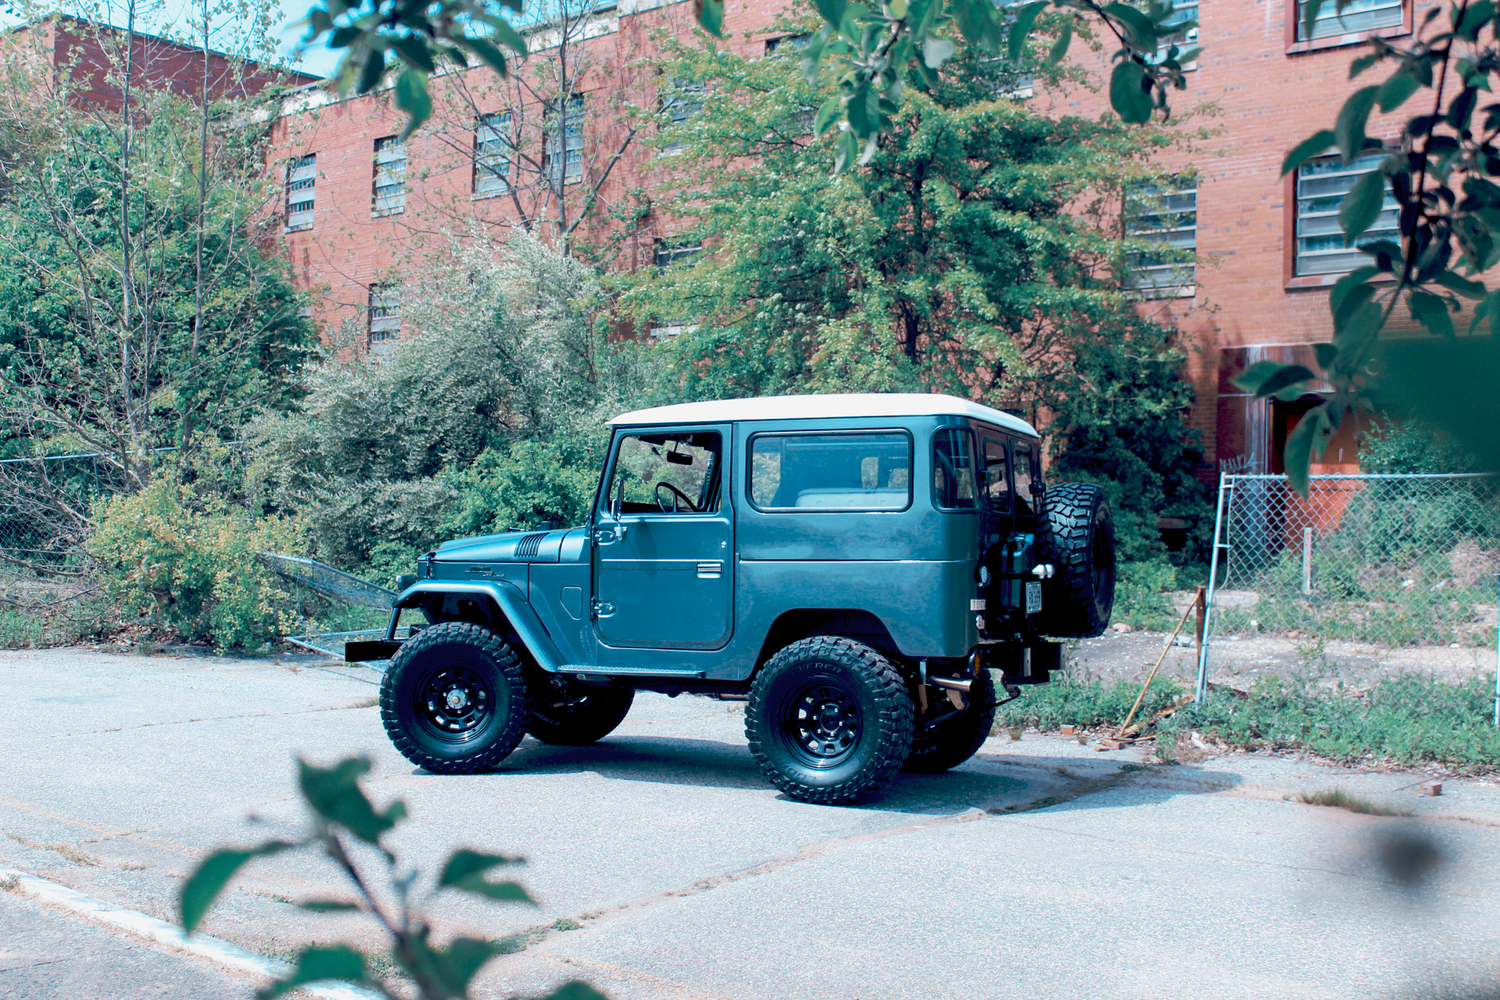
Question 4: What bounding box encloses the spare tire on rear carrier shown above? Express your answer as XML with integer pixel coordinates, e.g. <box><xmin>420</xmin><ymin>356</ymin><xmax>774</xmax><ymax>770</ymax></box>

<box><xmin>1036</xmin><ymin>483</ymin><xmax>1116</xmax><ymax>638</ymax></box>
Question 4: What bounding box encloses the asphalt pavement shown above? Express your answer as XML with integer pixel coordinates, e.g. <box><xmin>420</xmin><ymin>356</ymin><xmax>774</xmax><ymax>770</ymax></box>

<box><xmin>3</xmin><ymin>646</ymin><xmax>1500</xmax><ymax>1000</ymax></box>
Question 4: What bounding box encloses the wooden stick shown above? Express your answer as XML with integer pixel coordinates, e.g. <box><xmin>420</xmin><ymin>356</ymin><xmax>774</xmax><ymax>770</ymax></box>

<box><xmin>1119</xmin><ymin>585</ymin><xmax>1205</xmax><ymax>736</ymax></box>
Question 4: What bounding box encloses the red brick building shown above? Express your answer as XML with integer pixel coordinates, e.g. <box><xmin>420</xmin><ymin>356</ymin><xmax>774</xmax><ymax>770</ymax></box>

<box><xmin>266</xmin><ymin>0</ymin><xmax>1433</xmax><ymax>473</ymax></box>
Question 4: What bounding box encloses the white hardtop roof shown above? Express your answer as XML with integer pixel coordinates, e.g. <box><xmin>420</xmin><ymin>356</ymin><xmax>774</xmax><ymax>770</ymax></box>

<box><xmin>608</xmin><ymin>393</ymin><xmax>1039</xmax><ymax>437</ymax></box>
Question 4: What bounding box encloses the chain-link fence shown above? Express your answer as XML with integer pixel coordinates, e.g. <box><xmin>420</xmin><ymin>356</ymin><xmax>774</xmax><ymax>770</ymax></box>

<box><xmin>0</xmin><ymin>452</ymin><xmax>119</xmax><ymax>584</ymax></box>
<box><xmin>1196</xmin><ymin>473</ymin><xmax>1500</xmax><ymax>711</ymax></box>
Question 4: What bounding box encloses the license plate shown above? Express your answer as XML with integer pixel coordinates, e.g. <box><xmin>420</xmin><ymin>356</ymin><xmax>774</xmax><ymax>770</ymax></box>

<box><xmin>1025</xmin><ymin>581</ymin><xmax>1043</xmax><ymax>614</ymax></box>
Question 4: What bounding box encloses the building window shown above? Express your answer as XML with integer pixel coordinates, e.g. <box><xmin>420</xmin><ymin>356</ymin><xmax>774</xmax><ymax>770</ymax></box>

<box><xmin>474</xmin><ymin>112</ymin><xmax>513</xmax><ymax>197</ymax></box>
<box><xmin>285</xmin><ymin>153</ymin><xmax>315</xmax><ymax>231</ymax></box>
<box><xmin>1296</xmin><ymin>0</ymin><xmax>1401</xmax><ymax>40</ymax></box>
<box><xmin>654</xmin><ymin>238</ymin><xmax>702</xmax><ymax>269</ymax></box>
<box><xmin>1295</xmin><ymin>151</ymin><xmax>1398</xmax><ymax>275</ymax></box>
<box><xmin>1125</xmin><ymin>180</ymin><xmax>1196</xmax><ymax>296</ymax></box>
<box><xmin>661</xmin><ymin>78</ymin><xmax>705</xmax><ymax>156</ymax></box>
<box><xmin>373</xmin><ymin>136</ymin><xmax>406</xmax><ymax>216</ymax></box>
<box><xmin>649</xmin><ymin>318</ymin><xmax>699</xmax><ymax>339</ymax></box>
<box><xmin>544</xmin><ymin>94</ymin><xmax>584</xmax><ymax>184</ymax></box>
<box><xmin>369</xmin><ymin>284</ymin><xmax>401</xmax><ymax>346</ymax></box>
<box><xmin>765</xmin><ymin>33</ymin><xmax>810</xmax><ymax>54</ymax></box>
<box><xmin>1155</xmin><ymin>0</ymin><xmax>1198</xmax><ymax>69</ymax></box>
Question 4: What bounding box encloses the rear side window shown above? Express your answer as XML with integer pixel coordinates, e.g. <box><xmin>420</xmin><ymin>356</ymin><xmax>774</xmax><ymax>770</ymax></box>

<box><xmin>749</xmin><ymin>432</ymin><xmax>912</xmax><ymax>510</ymax></box>
<box><xmin>932</xmin><ymin>428</ymin><xmax>978</xmax><ymax>510</ymax></box>
<box><xmin>982</xmin><ymin>435</ymin><xmax>1010</xmax><ymax>511</ymax></box>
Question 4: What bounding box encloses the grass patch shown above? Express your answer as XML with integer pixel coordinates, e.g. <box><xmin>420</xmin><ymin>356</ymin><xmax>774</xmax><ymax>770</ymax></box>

<box><xmin>1296</xmin><ymin>787</ymin><xmax>1411</xmax><ymax>817</ymax></box>
<box><xmin>997</xmin><ymin>672</ymin><xmax>1500</xmax><ymax>772</ymax></box>
<box><xmin>0</xmin><ymin>873</ymin><xmax>19</xmax><ymax>891</ymax></box>
<box><xmin>550</xmin><ymin>917</ymin><xmax>581</xmax><ymax>931</ymax></box>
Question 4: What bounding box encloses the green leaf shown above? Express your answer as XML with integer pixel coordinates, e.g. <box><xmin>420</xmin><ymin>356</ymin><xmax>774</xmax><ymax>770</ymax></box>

<box><xmin>1048</xmin><ymin>22</ymin><xmax>1072</xmax><ymax>63</ymax></box>
<box><xmin>1007</xmin><ymin>1</ymin><xmax>1047</xmax><ymax>60</ymax></box>
<box><xmin>1455</xmin><ymin>0</ymin><xmax>1494</xmax><ymax>39</ymax></box>
<box><xmin>466</xmin><ymin>38</ymin><xmax>512</xmax><ymax>77</ymax></box>
<box><xmin>1333</xmin><ymin>85</ymin><xmax>1379</xmax><ymax>163</ymax></box>
<box><xmin>1230</xmin><ymin>360</ymin><xmax>1286</xmax><ymax>394</ymax></box>
<box><xmin>951</xmin><ymin>0</ymin><xmax>1004</xmax><ymax>52</ymax></box>
<box><xmin>814</xmin><ymin>96</ymin><xmax>843</xmax><ymax>136</ymax></box>
<box><xmin>814</xmin><ymin>0</ymin><xmax>846</xmax><ymax>27</ymax></box>
<box><xmin>1376</xmin><ymin>72</ymin><xmax>1419</xmax><ymax>113</ymax></box>
<box><xmin>297</xmin><ymin>900</ymin><xmax>361</xmax><ymax>913</ymax></box>
<box><xmin>1409</xmin><ymin>289</ymin><xmax>1456</xmax><ymax>338</ymax></box>
<box><xmin>1349</xmin><ymin>52</ymin><xmax>1379</xmax><ymax>78</ymax></box>
<box><xmin>541</xmin><ymin>983</ymin><xmax>612</xmax><ymax>1000</ymax></box>
<box><xmin>1313</xmin><ymin>342</ymin><xmax>1338</xmax><ymax>370</ymax></box>
<box><xmin>395</xmin><ymin>68</ymin><xmax>433</xmax><ymax>140</ymax></box>
<box><xmin>1110</xmin><ymin>60</ymin><xmax>1153</xmax><ymax>124</ymax></box>
<box><xmin>1332</xmin><ymin>299</ymin><xmax>1384</xmax><ymax>359</ymax></box>
<box><xmin>1281</xmin><ymin>129</ymin><xmax>1335</xmax><ymax>176</ymax></box>
<box><xmin>1259</xmin><ymin>364</ymin><xmax>1318</xmax><ymax>400</ymax></box>
<box><xmin>390</xmin><ymin>34</ymin><xmax>436</xmax><ymax>73</ymax></box>
<box><xmin>486</xmin><ymin>19</ymin><xmax>529</xmax><ymax>56</ymax></box>
<box><xmin>180</xmin><ymin>842</ymin><xmax>292</xmax><ymax>934</ymax></box>
<box><xmin>298</xmin><ymin>757</ymin><xmax>407</xmax><ymax>846</ymax></box>
<box><xmin>1283</xmin><ymin>405</ymin><xmax>1323</xmax><ymax>497</ymax></box>
<box><xmin>923</xmin><ymin>34</ymin><xmax>956</xmax><ymax>67</ymax></box>
<box><xmin>437</xmin><ymin>938</ymin><xmax>504</xmax><ymax>995</ymax></box>
<box><xmin>1338</xmin><ymin>169</ymin><xmax>1386</xmax><ymax>245</ymax></box>
<box><xmin>695</xmin><ymin>0</ymin><xmax>725</xmax><ymax>37</ymax></box>
<box><xmin>440</xmin><ymin>849</ymin><xmax>537</xmax><ymax>904</ymax></box>
<box><xmin>1104</xmin><ymin>1</ymin><xmax>1157</xmax><ymax>47</ymax></box>
<box><xmin>1433</xmin><ymin>270</ymin><xmax>1486</xmax><ymax>298</ymax></box>
<box><xmin>256</xmin><ymin>946</ymin><xmax>367</xmax><ymax>1000</ymax></box>
<box><xmin>355</xmin><ymin>45</ymin><xmax>386</xmax><ymax>95</ymax></box>
<box><xmin>1329</xmin><ymin>266</ymin><xmax>1380</xmax><ymax>323</ymax></box>
<box><xmin>1471</xmin><ymin>287</ymin><xmax>1500</xmax><ymax>333</ymax></box>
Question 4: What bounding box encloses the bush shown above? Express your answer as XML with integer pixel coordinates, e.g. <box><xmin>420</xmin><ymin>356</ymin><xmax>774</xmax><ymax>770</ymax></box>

<box><xmin>442</xmin><ymin>428</ymin><xmax>609</xmax><ymax>538</ymax></box>
<box><xmin>90</xmin><ymin>479</ymin><xmax>304</xmax><ymax>649</ymax></box>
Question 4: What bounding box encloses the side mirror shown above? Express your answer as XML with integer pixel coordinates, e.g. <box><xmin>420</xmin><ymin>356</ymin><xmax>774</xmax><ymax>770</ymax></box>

<box><xmin>610</xmin><ymin>477</ymin><xmax>624</xmax><ymax>521</ymax></box>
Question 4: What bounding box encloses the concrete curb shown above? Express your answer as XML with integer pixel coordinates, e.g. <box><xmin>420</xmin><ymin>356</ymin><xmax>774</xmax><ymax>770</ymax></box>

<box><xmin>0</xmin><ymin>867</ymin><xmax>381</xmax><ymax>1000</ymax></box>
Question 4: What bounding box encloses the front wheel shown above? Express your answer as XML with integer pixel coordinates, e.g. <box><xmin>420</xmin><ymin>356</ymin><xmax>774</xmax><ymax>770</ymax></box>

<box><xmin>745</xmin><ymin>636</ymin><xmax>914</xmax><ymax>805</ymax></box>
<box><xmin>903</xmin><ymin>669</ymin><xmax>997</xmax><ymax>774</ymax></box>
<box><xmin>379</xmin><ymin>621</ymin><xmax>531</xmax><ymax>774</ymax></box>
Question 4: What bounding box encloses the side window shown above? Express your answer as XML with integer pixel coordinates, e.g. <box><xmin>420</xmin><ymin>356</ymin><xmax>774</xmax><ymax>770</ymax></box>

<box><xmin>932</xmin><ymin>428</ymin><xmax>978</xmax><ymax>510</ymax></box>
<box><xmin>749</xmin><ymin>433</ymin><xmax>912</xmax><ymax>511</ymax></box>
<box><xmin>982</xmin><ymin>436</ymin><xmax>1010</xmax><ymax>511</ymax></box>
<box><xmin>1012</xmin><ymin>442</ymin><xmax>1036</xmax><ymax>515</ymax></box>
<box><xmin>604</xmin><ymin>431</ymin><xmax>722</xmax><ymax>514</ymax></box>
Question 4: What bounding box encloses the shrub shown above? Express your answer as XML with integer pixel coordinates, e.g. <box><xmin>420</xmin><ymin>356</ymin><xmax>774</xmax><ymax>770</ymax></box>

<box><xmin>90</xmin><ymin>479</ymin><xmax>304</xmax><ymax>649</ymax></box>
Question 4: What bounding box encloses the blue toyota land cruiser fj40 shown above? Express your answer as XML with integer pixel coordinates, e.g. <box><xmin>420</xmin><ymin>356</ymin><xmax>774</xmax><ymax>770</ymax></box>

<box><xmin>348</xmin><ymin>393</ymin><xmax>1115</xmax><ymax>804</ymax></box>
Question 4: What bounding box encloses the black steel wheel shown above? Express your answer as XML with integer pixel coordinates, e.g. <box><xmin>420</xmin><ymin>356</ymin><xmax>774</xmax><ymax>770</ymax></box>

<box><xmin>1036</xmin><ymin>482</ymin><xmax>1116</xmax><ymax>638</ymax></box>
<box><xmin>746</xmin><ymin>636</ymin><xmax>914</xmax><ymax>805</ymax></box>
<box><xmin>528</xmin><ymin>683</ymin><xmax>634</xmax><ymax>746</ymax></box>
<box><xmin>379</xmin><ymin>621</ymin><xmax>530</xmax><ymax>773</ymax></box>
<box><xmin>903</xmin><ymin>669</ymin><xmax>997</xmax><ymax>774</ymax></box>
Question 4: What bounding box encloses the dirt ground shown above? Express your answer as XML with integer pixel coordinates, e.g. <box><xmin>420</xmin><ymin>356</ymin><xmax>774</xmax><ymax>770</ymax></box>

<box><xmin>1069</xmin><ymin>625</ymin><xmax>1500</xmax><ymax>693</ymax></box>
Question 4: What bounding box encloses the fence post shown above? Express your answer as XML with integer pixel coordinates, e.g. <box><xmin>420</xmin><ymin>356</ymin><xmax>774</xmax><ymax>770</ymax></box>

<box><xmin>1494</xmin><ymin>568</ymin><xmax>1499</xmax><ymax>729</ymax></box>
<box><xmin>1301</xmin><ymin>527</ymin><xmax>1313</xmax><ymax>595</ymax></box>
<box><xmin>1195</xmin><ymin>472</ymin><xmax>1229</xmax><ymax>709</ymax></box>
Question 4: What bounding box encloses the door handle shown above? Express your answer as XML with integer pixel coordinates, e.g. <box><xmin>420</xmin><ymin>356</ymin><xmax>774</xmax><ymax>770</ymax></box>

<box><xmin>593</xmin><ymin>523</ymin><xmax>627</xmax><ymax>544</ymax></box>
<box><xmin>697</xmin><ymin>561</ymin><xmax>723</xmax><ymax>579</ymax></box>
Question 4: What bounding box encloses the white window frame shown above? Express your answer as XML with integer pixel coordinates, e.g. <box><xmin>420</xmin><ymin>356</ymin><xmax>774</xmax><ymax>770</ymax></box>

<box><xmin>654</xmin><ymin>238</ymin><xmax>702</xmax><ymax>269</ymax></box>
<box><xmin>369</xmin><ymin>284</ymin><xmax>401</xmax><ymax>347</ymax></box>
<box><xmin>1295</xmin><ymin>0</ymin><xmax>1402</xmax><ymax>40</ymax></box>
<box><xmin>373</xmin><ymin>136</ymin><xmax>406</xmax><ymax>217</ymax></box>
<box><xmin>474</xmin><ymin>112</ymin><xmax>513</xmax><ymax>198</ymax></box>
<box><xmin>544</xmin><ymin>94</ymin><xmax>584</xmax><ymax>184</ymax></box>
<box><xmin>285</xmin><ymin>153</ymin><xmax>315</xmax><ymax>232</ymax></box>
<box><xmin>1294</xmin><ymin>151</ymin><xmax>1398</xmax><ymax>275</ymax></box>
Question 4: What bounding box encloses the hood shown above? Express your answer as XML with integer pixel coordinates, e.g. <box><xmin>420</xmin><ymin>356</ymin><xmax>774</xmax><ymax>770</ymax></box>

<box><xmin>434</xmin><ymin>527</ymin><xmax>572</xmax><ymax>563</ymax></box>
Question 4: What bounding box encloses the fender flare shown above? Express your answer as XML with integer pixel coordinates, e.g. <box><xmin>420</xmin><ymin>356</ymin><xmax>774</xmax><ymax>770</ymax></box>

<box><xmin>394</xmin><ymin>580</ymin><xmax>565</xmax><ymax>674</ymax></box>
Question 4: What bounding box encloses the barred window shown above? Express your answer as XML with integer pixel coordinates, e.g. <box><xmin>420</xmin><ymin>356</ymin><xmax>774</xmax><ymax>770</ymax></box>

<box><xmin>764</xmin><ymin>33</ymin><xmax>810</xmax><ymax>54</ymax></box>
<box><xmin>661</xmin><ymin>78</ymin><xmax>705</xmax><ymax>156</ymax></box>
<box><xmin>1295</xmin><ymin>0</ymin><xmax>1401</xmax><ymax>39</ymax></box>
<box><xmin>1125</xmin><ymin>180</ymin><xmax>1197</xmax><ymax>296</ymax></box>
<box><xmin>544</xmin><ymin>95</ymin><xmax>584</xmax><ymax>184</ymax></box>
<box><xmin>285</xmin><ymin>153</ymin><xmax>315</xmax><ymax>232</ymax></box>
<box><xmin>369</xmin><ymin>284</ymin><xmax>401</xmax><ymax>346</ymax></box>
<box><xmin>474</xmin><ymin>112</ymin><xmax>513</xmax><ymax>197</ymax></box>
<box><xmin>1295</xmin><ymin>152</ymin><xmax>1398</xmax><ymax>275</ymax></box>
<box><xmin>654</xmin><ymin>239</ymin><xmax>702</xmax><ymax>269</ymax></box>
<box><xmin>373</xmin><ymin>136</ymin><xmax>406</xmax><ymax>217</ymax></box>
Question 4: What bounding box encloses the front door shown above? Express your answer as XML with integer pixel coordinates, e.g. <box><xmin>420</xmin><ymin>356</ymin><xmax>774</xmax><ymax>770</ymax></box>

<box><xmin>592</xmin><ymin>426</ymin><xmax>734</xmax><ymax>649</ymax></box>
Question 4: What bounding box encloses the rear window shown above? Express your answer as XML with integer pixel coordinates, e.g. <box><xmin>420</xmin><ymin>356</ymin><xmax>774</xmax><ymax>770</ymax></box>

<box><xmin>749</xmin><ymin>432</ymin><xmax>912</xmax><ymax>511</ymax></box>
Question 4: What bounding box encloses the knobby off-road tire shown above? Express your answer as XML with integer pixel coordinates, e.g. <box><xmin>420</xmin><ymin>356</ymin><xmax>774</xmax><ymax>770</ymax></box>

<box><xmin>903</xmin><ymin>669</ymin><xmax>997</xmax><ymax>774</ymax></box>
<box><xmin>746</xmin><ymin>636</ymin><xmax>914</xmax><ymax>805</ymax></box>
<box><xmin>380</xmin><ymin>621</ymin><xmax>531</xmax><ymax>774</ymax></box>
<box><xmin>1037</xmin><ymin>482</ymin><xmax>1116</xmax><ymax>638</ymax></box>
<box><xmin>528</xmin><ymin>683</ymin><xmax>634</xmax><ymax>746</ymax></box>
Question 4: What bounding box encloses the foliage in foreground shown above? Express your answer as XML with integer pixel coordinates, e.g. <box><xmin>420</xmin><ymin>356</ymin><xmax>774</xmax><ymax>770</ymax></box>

<box><xmin>181</xmin><ymin>755</ymin><xmax>606</xmax><ymax>1000</ymax></box>
<box><xmin>997</xmin><ymin>672</ymin><xmax>1500</xmax><ymax>772</ymax></box>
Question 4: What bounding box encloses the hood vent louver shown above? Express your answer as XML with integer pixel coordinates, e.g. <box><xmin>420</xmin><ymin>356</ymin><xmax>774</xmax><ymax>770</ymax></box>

<box><xmin>515</xmin><ymin>532</ymin><xmax>548</xmax><ymax>559</ymax></box>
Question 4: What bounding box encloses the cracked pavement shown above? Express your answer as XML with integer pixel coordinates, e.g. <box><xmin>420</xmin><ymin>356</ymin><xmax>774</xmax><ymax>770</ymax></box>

<box><xmin>4</xmin><ymin>647</ymin><xmax>1500</xmax><ymax>999</ymax></box>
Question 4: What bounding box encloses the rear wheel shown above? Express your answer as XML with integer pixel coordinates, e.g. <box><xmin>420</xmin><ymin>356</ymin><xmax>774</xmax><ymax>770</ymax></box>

<box><xmin>528</xmin><ymin>683</ymin><xmax>634</xmax><ymax>745</ymax></box>
<box><xmin>746</xmin><ymin>636</ymin><xmax>914</xmax><ymax>805</ymax></box>
<box><xmin>903</xmin><ymin>669</ymin><xmax>997</xmax><ymax>774</ymax></box>
<box><xmin>379</xmin><ymin>622</ymin><xmax>530</xmax><ymax>773</ymax></box>
<box><xmin>1036</xmin><ymin>483</ymin><xmax>1116</xmax><ymax>638</ymax></box>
